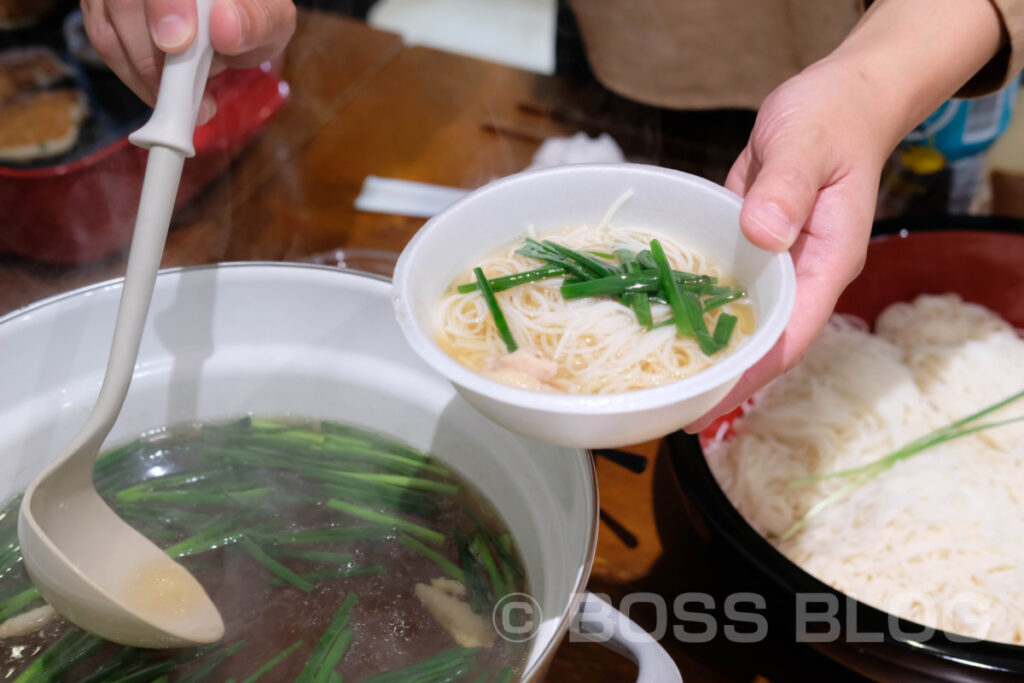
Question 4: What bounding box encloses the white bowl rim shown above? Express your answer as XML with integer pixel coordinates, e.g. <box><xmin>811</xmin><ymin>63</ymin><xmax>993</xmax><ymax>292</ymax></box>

<box><xmin>393</xmin><ymin>163</ymin><xmax>797</xmax><ymax>414</ymax></box>
<box><xmin>1</xmin><ymin>261</ymin><xmax>602</xmax><ymax>676</ymax></box>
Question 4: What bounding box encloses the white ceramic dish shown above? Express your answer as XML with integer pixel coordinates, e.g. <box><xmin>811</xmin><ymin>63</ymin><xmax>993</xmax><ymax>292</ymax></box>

<box><xmin>392</xmin><ymin>163</ymin><xmax>797</xmax><ymax>448</ymax></box>
<box><xmin>0</xmin><ymin>263</ymin><xmax>680</xmax><ymax>681</ymax></box>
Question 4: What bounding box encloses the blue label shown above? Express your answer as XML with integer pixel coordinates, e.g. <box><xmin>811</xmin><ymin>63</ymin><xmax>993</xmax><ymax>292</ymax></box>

<box><xmin>903</xmin><ymin>73</ymin><xmax>1021</xmax><ymax>160</ymax></box>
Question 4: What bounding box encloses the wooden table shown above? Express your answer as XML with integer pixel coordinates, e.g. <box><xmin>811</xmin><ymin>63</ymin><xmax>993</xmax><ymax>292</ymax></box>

<box><xmin>0</xmin><ymin>12</ymin><xmax>865</xmax><ymax>682</ymax></box>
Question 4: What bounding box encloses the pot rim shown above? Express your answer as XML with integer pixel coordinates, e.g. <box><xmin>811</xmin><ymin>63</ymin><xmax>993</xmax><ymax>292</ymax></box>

<box><xmin>0</xmin><ymin>260</ymin><xmax>602</xmax><ymax>676</ymax></box>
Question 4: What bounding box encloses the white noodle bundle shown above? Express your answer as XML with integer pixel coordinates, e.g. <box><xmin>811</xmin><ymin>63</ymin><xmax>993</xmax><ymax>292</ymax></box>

<box><xmin>707</xmin><ymin>294</ymin><xmax>1024</xmax><ymax>644</ymax></box>
<box><xmin>434</xmin><ymin>224</ymin><xmax>749</xmax><ymax>394</ymax></box>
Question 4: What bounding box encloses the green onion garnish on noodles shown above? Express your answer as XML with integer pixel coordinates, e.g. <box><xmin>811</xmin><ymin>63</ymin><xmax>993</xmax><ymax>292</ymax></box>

<box><xmin>474</xmin><ymin>267</ymin><xmax>518</xmax><ymax>353</ymax></box>
<box><xmin>617</xmin><ymin>249</ymin><xmax>653</xmax><ymax>329</ymax></box>
<box><xmin>781</xmin><ymin>387</ymin><xmax>1024</xmax><ymax>540</ymax></box>
<box><xmin>456</xmin><ymin>264</ymin><xmax>566</xmax><ymax>293</ymax></box>
<box><xmin>650</xmin><ymin>239</ymin><xmax>695</xmax><ymax>339</ymax></box>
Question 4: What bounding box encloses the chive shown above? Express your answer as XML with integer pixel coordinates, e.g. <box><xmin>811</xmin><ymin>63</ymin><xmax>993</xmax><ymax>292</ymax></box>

<box><xmin>268</xmin><ymin>565</ymin><xmax>385</xmax><ymax>586</ymax></box>
<box><xmin>268</xmin><ymin>565</ymin><xmax>386</xmax><ymax>586</ymax></box>
<box><xmin>267</xmin><ymin>548</ymin><xmax>353</xmax><ymax>565</ymax></box>
<box><xmin>682</xmin><ymin>291</ymin><xmax>722</xmax><ymax>354</ymax></box>
<box><xmin>256</xmin><ymin>526</ymin><xmax>394</xmax><ymax>546</ymax></box>
<box><xmin>516</xmin><ymin>239</ymin><xmax>592</xmax><ymax>281</ymax></box>
<box><xmin>495</xmin><ymin>667</ymin><xmax>515</xmax><ymax>683</ymax></box>
<box><xmin>164</xmin><ymin>517</ymin><xmax>234</xmax><ymax>558</ymax></box>
<box><xmin>617</xmin><ymin>250</ymin><xmax>652</xmax><ymax>329</ymax></box>
<box><xmin>475</xmin><ymin>267</ymin><xmax>518</xmax><ymax>353</ymax></box>
<box><xmin>712</xmin><ymin>313</ymin><xmax>738</xmax><ymax>349</ymax></box>
<box><xmin>469</xmin><ymin>533</ymin><xmax>508</xmax><ymax>599</ymax></box>
<box><xmin>704</xmin><ymin>289</ymin><xmax>747</xmax><ymax>312</ymax></box>
<box><xmin>115</xmin><ymin>487</ymin><xmax>271</xmax><ymax>505</ymax></box>
<box><xmin>242</xmin><ymin>639</ymin><xmax>304</xmax><ymax>683</ymax></box>
<box><xmin>455</xmin><ymin>528</ymin><xmax>490</xmax><ymax>614</ymax></box>
<box><xmin>0</xmin><ymin>586</ymin><xmax>41</xmax><ymax>621</ymax></box>
<box><xmin>13</xmin><ymin>629</ymin><xmax>102</xmax><ymax>683</ymax></box>
<box><xmin>178</xmin><ymin>641</ymin><xmax>246</xmax><ymax>683</ymax></box>
<box><xmin>298</xmin><ymin>594</ymin><xmax>357</xmax><ymax>683</ymax></box>
<box><xmin>324</xmin><ymin>481</ymin><xmax>438</xmax><ymax>517</ymax></box>
<box><xmin>93</xmin><ymin>438</ymin><xmax>145</xmax><ymax>473</ymax></box>
<box><xmin>320</xmin><ymin>422</ymin><xmax>433</xmax><ymax>464</ymax></box>
<box><xmin>649</xmin><ymin>239</ymin><xmax>694</xmax><ymax>339</ymax></box>
<box><xmin>541</xmin><ymin>240</ymin><xmax>618</xmax><ymax>278</ymax></box>
<box><xmin>324</xmin><ymin>438</ymin><xmax>449</xmax><ymax>476</ymax></box>
<box><xmin>334</xmin><ymin>472</ymin><xmax>457</xmax><ymax>495</ymax></box>
<box><xmin>358</xmin><ymin>647</ymin><xmax>482</xmax><ymax>683</ymax></box>
<box><xmin>588</xmin><ymin>250</ymin><xmax>616</xmax><ymax>259</ymax></box>
<box><xmin>326</xmin><ymin>499</ymin><xmax>445</xmax><ymax>545</ymax></box>
<box><xmin>455</xmin><ymin>264</ymin><xmax>566</xmax><ymax>294</ymax></box>
<box><xmin>636</xmin><ymin>249</ymin><xmax>657</xmax><ymax>270</ymax></box>
<box><xmin>496</xmin><ymin>532</ymin><xmax>522</xmax><ymax>584</ymax></box>
<box><xmin>398</xmin><ymin>534</ymin><xmax>464</xmax><ymax>581</ymax></box>
<box><xmin>315</xmin><ymin>629</ymin><xmax>354</xmax><ymax>683</ymax></box>
<box><xmin>239</xmin><ymin>536</ymin><xmax>315</xmax><ymax>592</ymax></box>
<box><xmin>782</xmin><ymin>389</ymin><xmax>1024</xmax><ymax>539</ymax></box>
<box><xmin>560</xmin><ymin>272</ymin><xmax>660</xmax><ymax>299</ymax></box>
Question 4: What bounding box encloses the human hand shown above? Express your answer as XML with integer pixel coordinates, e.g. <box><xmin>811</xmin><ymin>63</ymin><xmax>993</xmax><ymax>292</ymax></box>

<box><xmin>81</xmin><ymin>0</ymin><xmax>296</xmax><ymax>122</ymax></box>
<box><xmin>685</xmin><ymin>59</ymin><xmax>890</xmax><ymax>433</ymax></box>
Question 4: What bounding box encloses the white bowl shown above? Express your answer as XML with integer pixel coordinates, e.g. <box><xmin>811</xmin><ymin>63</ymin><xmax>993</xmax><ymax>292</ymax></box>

<box><xmin>0</xmin><ymin>263</ymin><xmax>679</xmax><ymax>681</ymax></box>
<box><xmin>392</xmin><ymin>164</ymin><xmax>797</xmax><ymax>448</ymax></box>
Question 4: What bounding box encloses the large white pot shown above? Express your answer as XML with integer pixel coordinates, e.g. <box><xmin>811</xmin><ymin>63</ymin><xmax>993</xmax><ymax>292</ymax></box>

<box><xmin>0</xmin><ymin>263</ymin><xmax>680</xmax><ymax>681</ymax></box>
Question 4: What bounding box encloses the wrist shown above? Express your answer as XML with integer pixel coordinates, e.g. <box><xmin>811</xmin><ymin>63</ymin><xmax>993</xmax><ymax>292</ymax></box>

<box><xmin>822</xmin><ymin>0</ymin><xmax>1005</xmax><ymax>151</ymax></box>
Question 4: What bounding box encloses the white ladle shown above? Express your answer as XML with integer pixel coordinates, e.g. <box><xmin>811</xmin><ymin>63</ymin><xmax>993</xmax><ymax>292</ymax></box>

<box><xmin>17</xmin><ymin>0</ymin><xmax>225</xmax><ymax>648</ymax></box>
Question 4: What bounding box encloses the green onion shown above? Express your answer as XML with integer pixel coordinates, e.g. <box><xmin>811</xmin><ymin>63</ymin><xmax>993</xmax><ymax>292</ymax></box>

<box><xmin>13</xmin><ymin>629</ymin><xmax>102</xmax><ymax>683</ymax></box>
<box><xmin>469</xmin><ymin>533</ymin><xmax>509</xmax><ymax>599</ymax></box>
<box><xmin>712</xmin><ymin>313</ymin><xmax>738</xmax><ymax>349</ymax></box>
<box><xmin>617</xmin><ymin>250</ymin><xmax>652</xmax><ymax>328</ymax></box>
<box><xmin>239</xmin><ymin>537</ymin><xmax>315</xmax><ymax>592</ymax></box>
<box><xmin>0</xmin><ymin>586</ymin><xmax>41</xmax><ymax>621</ymax></box>
<box><xmin>358</xmin><ymin>646</ymin><xmax>482</xmax><ymax>683</ymax></box>
<box><xmin>242</xmin><ymin>639</ymin><xmax>303</xmax><ymax>683</ymax></box>
<box><xmin>268</xmin><ymin>565</ymin><xmax>385</xmax><ymax>587</ymax></box>
<box><xmin>315</xmin><ymin>629</ymin><xmax>354</xmax><ymax>683</ymax></box>
<box><xmin>782</xmin><ymin>388</ymin><xmax>1024</xmax><ymax>539</ymax></box>
<box><xmin>177</xmin><ymin>640</ymin><xmax>246</xmax><ymax>683</ymax></box>
<box><xmin>398</xmin><ymin>534</ymin><xmax>464</xmax><ymax>581</ymax></box>
<box><xmin>540</xmin><ymin>240</ymin><xmax>617</xmax><ymax>278</ymax></box>
<box><xmin>475</xmin><ymin>267</ymin><xmax>518</xmax><ymax>353</ymax></box>
<box><xmin>115</xmin><ymin>487</ymin><xmax>271</xmax><ymax>506</ymax></box>
<box><xmin>455</xmin><ymin>264</ymin><xmax>566</xmax><ymax>294</ymax></box>
<box><xmin>334</xmin><ymin>472</ymin><xmax>457</xmax><ymax>495</ymax></box>
<box><xmin>326</xmin><ymin>499</ymin><xmax>445</xmax><ymax>545</ymax></box>
<box><xmin>256</xmin><ymin>526</ymin><xmax>394</xmax><ymax>546</ymax></box>
<box><xmin>268</xmin><ymin>565</ymin><xmax>385</xmax><ymax>586</ymax></box>
<box><xmin>516</xmin><ymin>239</ymin><xmax>592</xmax><ymax>280</ymax></box>
<box><xmin>650</xmin><ymin>239</ymin><xmax>695</xmax><ymax>340</ymax></box>
<box><xmin>704</xmin><ymin>289</ymin><xmax>747</xmax><ymax>312</ymax></box>
<box><xmin>455</xmin><ymin>528</ymin><xmax>490</xmax><ymax>614</ymax></box>
<box><xmin>495</xmin><ymin>667</ymin><xmax>515</xmax><ymax>683</ymax></box>
<box><xmin>297</xmin><ymin>594</ymin><xmax>357</xmax><ymax>683</ymax></box>
<box><xmin>267</xmin><ymin>548</ymin><xmax>353</xmax><ymax>565</ymax></box>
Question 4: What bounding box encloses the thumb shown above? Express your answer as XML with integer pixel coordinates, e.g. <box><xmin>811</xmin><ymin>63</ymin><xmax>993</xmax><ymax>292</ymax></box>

<box><xmin>740</xmin><ymin>141</ymin><xmax>831</xmax><ymax>252</ymax></box>
<box><xmin>145</xmin><ymin>0</ymin><xmax>198</xmax><ymax>53</ymax></box>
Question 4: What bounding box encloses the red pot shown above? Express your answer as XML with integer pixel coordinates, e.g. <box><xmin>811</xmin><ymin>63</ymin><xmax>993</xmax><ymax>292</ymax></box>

<box><xmin>0</xmin><ymin>66</ymin><xmax>288</xmax><ymax>264</ymax></box>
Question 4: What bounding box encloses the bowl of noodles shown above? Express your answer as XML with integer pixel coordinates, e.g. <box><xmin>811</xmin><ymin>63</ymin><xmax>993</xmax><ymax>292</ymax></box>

<box><xmin>670</xmin><ymin>216</ymin><xmax>1024</xmax><ymax>680</ymax></box>
<box><xmin>392</xmin><ymin>164</ymin><xmax>796</xmax><ymax>448</ymax></box>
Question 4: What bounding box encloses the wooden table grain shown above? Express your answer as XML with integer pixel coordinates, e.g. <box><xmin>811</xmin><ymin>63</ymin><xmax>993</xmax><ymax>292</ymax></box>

<box><xmin>0</xmin><ymin>12</ymin><xmax>864</xmax><ymax>683</ymax></box>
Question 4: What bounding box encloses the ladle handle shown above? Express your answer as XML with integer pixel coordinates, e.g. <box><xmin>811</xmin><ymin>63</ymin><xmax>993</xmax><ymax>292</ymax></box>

<box><xmin>130</xmin><ymin>0</ymin><xmax>216</xmax><ymax>156</ymax></box>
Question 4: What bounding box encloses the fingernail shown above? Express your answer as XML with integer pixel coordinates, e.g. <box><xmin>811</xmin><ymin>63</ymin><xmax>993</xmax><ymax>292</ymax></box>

<box><xmin>229</xmin><ymin>1</ymin><xmax>249</xmax><ymax>48</ymax></box>
<box><xmin>197</xmin><ymin>96</ymin><xmax>217</xmax><ymax>125</ymax></box>
<box><xmin>751</xmin><ymin>202</ymin><xmax>797</xmax><ymax>246</ymax></box>
<box><xmin>154</xmin><ymin>15</ymin><xmax>191</xmax><ymax>50</ymax></box>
